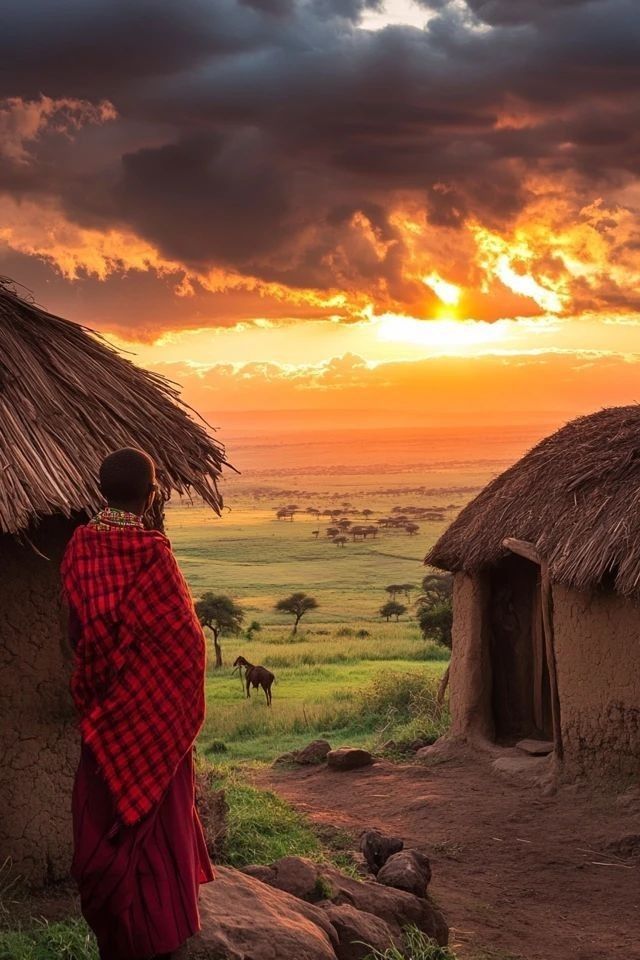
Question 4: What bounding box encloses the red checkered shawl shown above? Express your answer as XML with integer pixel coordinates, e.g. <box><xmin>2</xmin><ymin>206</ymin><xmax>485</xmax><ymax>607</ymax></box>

<box><xmin>61</xmin><ymin>524</ymin><xmax>206</xmax><ymax>826</ymax></box>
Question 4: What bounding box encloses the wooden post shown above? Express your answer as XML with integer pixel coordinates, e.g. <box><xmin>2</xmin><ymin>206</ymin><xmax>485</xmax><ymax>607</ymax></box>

<box><xmin>502</xmin><ymin>538</ymin><xmax>563</xmax><ymax>759</ymax></box>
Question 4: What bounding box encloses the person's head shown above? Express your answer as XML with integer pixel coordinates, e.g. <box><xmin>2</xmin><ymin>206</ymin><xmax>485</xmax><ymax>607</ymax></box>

<box><xmin>99</xmin><ymin>448</ymin><xmax>157</xmax><ymax>516</ymax></box>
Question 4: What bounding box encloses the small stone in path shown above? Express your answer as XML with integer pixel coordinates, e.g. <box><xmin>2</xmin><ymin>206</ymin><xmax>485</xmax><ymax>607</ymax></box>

<box><xmin>377</xmin><ymin>849</ymin><xmax>432</xmax><ymax>898</ymax></box>
<box><xmin>327</xmin><ymin>748</ymin><xmax>374</xmax><ymax>771</ymax></box>
<box><xmin>360</xmin><ymin>829</ymin><xmax>404</xmax><ymax>875</ymax></box>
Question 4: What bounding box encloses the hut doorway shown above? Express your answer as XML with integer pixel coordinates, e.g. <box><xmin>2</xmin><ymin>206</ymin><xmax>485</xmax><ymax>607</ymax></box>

<box><xmin>489</xmin><ymin>555</ymin><xmax>553</xmax><ymax>744</ymax></box>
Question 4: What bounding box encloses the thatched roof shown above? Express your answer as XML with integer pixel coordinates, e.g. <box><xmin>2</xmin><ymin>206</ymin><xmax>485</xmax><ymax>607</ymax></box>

<box><xmin>0</xmin><ymin>281</ymin><xmax>228</xmax><ymax>535</ymax></box>
<box><xmin>427</xmin><ymin>405</ymin><xmax>640</xmax><ymax>597</ymax></box>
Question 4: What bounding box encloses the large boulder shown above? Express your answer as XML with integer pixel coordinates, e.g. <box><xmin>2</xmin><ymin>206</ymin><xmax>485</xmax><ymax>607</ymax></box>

<box><xmin>327</xmin><ymin>748</ymin><xmax>373</xmax><ymax>771</ymax></box>
<box><xmin>188</xmin><ymin>866</ymin><xmax>338</xmax><ymax>959</ymax></box>
<box><xmin>376</xmin><ymin>850</ymin><xmax>432</xmax><ymax>898</ymax></box>
<box><xmin>360</xmin><ymin>830</ymin><xmax>404</xmax><ymax>875</ymax></box>
<box><xmin>319</xmin><ymin>903</ymin><xmax>399</xmax><ymax>960</ymax></box>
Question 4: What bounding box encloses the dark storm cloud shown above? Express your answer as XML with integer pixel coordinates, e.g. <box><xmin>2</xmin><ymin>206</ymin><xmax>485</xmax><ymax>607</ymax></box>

<box><xmin>0</xmin><ymin>0</ymin><xmax>639</xmax><ymax>301</ymax></box>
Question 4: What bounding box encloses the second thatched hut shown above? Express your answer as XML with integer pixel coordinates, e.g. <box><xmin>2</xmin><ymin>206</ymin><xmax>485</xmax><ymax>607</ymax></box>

<box><xmin>427</xmin><ymin>406</ymin><xmax>640</xmax><ymax>783</ymax></box>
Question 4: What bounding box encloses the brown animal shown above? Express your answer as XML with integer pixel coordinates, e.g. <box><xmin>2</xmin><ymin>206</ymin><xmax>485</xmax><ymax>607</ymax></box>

<box><xmin>233</xmin><ymin>655</ymin><xmax>275</xmax><ymax>706</ymax></box>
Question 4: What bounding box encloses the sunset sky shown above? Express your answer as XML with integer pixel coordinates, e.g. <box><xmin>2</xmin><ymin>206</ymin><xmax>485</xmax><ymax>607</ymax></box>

<box><xmin>2</xmin><ymin>0</ymin><xmax>639</xmax><ymax>426</ymax></box>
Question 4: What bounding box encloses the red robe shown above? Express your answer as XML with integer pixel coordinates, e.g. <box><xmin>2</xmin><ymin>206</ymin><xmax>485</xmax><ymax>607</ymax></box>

<box><xmin>62</xmin><ymin>523</ymin><xmax>214</xmax><ymax>960</ymax></box>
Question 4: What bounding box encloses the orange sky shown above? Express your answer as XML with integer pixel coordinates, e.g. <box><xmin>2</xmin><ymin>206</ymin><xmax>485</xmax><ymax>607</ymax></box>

<box><xmin>2</xmin><ymin>0</ymin><xmax>639</xmax><ymax>430</ymax></box>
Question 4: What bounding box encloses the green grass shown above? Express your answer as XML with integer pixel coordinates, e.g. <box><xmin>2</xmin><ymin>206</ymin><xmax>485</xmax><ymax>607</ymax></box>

<box><xmin>363</xmin><ymin>925</ymin><xmax>458</xmax><ymax>960</ymax></box>
<box><xmin>0</xmin><ymin>920</ymin><xmax>97</xmax><ymax>960</ymax></box>
<box><xmin>221</xmin><ymin>775</ymin><xmax>324</xmax><ymax>867</ymax></box>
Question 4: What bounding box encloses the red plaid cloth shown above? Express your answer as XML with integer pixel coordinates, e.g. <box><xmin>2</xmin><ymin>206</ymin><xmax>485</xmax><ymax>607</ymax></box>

<box><xmin>61</xmin><ymin>525</ymin><xmax>206</xmax><ymax>826</ymax></box>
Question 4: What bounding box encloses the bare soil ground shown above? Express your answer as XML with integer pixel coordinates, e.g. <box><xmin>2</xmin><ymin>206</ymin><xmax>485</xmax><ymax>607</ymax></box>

<box><xmin>260</xmin><ymin>752</ymin><xmax>640</xmax><ymax>960</ymax></box>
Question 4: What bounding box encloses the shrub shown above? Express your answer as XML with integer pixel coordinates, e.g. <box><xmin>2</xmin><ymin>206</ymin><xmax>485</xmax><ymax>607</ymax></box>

<box><xmin>356</xmin><ymin>629</ymin><xmax>370</xmax><ymax>638</ymax></box>
<box><xmin>364</xmin><ymin>925</ymin><xmax>457</xmax><ymax>960</ymax></box>
<box><xmin>336</xmin><ymin>627</ymin><xmax>354</xmax><ymax>637</ymax></box>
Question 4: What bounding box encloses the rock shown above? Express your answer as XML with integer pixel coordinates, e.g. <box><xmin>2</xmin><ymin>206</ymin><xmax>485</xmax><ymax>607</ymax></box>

<box><xmin>410</xmin><ymin>739</ymin><xmax>429</xmax><ymax>752</ymax></box>
<box><xmin>241</xmin><ymin>864</ymin><xmax>275</xmax><ymax>884</ymax></box>
<box><xmin>319</xmin><ymin>902</ymin><xmax>399</xmax><ymax>960</ymax></box>
<box><xmin>359</xmin><ymin>830</ymin><xmax>404</xmax><ymax>875</ymax></box>
<box><xmin>381</xmin><ymin>739</ymin><xmax>397</xmax><ymax>752</ymax></box>
<box><xmin>271</xmin><ymin>856</ymin><xmax>322</xmax><ymax>901</ymax></box>
<box><xmin>273</xmin><ymin>752</ymin><xmax>297</xmax><ymax>766</ymax></box>
<box><xmin>246</xmin><ymin>857</ymin><xmax>448</xmax><ymax>947</ymax></box>
<box><xmin>318</xmin><ymin>865</ymin><xmax>448</xmax><ymax>947</ymax></box>
<box><xmin>188</xmin><ymin>866</ymin><xmax>338</xmax><ymax>959</ymax></box>
<box><xmin>296</xmin><ymin>739</ymin><xmax>332</xmax><ymax>765</ymax></box>
<box><xmin>516</xmin><ymin>738</ymin><xmax>554</xmax><ymax>757</ymax></box>
<box><xmin>327</xmin><ymin>748</ymin><xmax>374</xmax><ymax>771</ymax></box>
<box><xmin>376</xmin><ymin>850</ymin><xmax>432</xmax><ymax>898</ymax></box>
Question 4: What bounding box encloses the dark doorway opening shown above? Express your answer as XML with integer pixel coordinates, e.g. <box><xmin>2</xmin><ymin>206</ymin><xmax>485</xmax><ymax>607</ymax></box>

<box><xmin>489</xmin><ymin>555</ymin><xmax>553</xmax><ymax>744</ymax></box>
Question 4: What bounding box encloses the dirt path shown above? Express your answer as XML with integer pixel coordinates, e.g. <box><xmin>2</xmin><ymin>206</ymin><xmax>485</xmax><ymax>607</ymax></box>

<box><xmin>260</xmin><ymin>754</ymin><xmax>640</xmax><ymax>960</ymax></box>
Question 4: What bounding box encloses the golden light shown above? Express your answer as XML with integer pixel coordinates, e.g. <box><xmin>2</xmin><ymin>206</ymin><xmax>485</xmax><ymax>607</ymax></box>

<box><xmin>375</xmin><ymin>313</ymin><xmax>507</xmax><ymax>354</ymax></box>
<box><xmin>422</xmin><ymin>272</ymin><xmax>461</xmax><ymax>307</ymax></box>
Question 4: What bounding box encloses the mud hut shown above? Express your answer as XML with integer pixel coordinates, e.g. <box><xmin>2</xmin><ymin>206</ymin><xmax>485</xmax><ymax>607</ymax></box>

<box><xmin>0</xmin><ymin>282</ymin><xmax>228</xmax><ymax>884</ymax></box>
<box><xmin>427</xmin><ymin>406</ymin><xmax>640</xmax><ymax>782</ymax></box>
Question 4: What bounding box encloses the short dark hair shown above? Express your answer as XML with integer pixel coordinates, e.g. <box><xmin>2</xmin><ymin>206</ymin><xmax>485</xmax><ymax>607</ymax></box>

<box><xmin>99</xmin><ymin>448</ymin><xmax>156</xmax><ymax>509</ymax></box>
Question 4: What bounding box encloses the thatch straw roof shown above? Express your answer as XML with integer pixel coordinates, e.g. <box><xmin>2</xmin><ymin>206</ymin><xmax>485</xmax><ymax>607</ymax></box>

<box><xmin>0</xmin><ymin>281</ymin><xmax>228</xmax><ymax>535</ymax></box>
<box><xmin>427</xmin><ymin>405</ymin><xmax>640</xmax><ymax>597</ymax></box>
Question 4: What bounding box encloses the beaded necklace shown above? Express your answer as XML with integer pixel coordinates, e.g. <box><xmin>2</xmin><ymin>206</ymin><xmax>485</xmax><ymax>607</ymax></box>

<box><xmin>89</xmin><ymin>506</ymin><xmax>144</xmax><ymax>531</ymax></box>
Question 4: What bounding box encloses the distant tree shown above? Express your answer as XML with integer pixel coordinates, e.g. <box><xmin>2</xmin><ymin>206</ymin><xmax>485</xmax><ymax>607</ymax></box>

<box><xmin>312</xmin><ymin>529</ymin><xmax>320</xmax><ymax>539</ymax></box>
<box><xmin>380</xmin><ymin>600</ymin><xmax>407</xmax><ymax>622</ymax></box>
<box><xmin>419</xmin><ymin>573</ymin><xmax>453</xmax><ymax>607</ymax></box>
<box><xmin>246</xmin><ymin>619</ymin><xmax>262</xmax><ymax>640</ymax></box>
<box><xmin>196</xmin><ymin>593</ymin><xmax>245</xmax><ymax>669</ymax></box>
<box><xmin>338</xmin><ymin>519</ymin><xmax>352</xmax><ymax>531</ymax></box>
<box><xmin>275</xmin><ymin>592</ymin><xmax>319</xmax><ymax>634</ymax></box>
<box><xmin>334</xmin><ymin>535</ymin><xmax>348</xmax><ymax>548</ymax></box>
<box><xmin>417</xmin><ymin>603</ymin><xmax>453</xmax><ymax>649</ymax></box>
<box><xmin>385</xmin><ymin>584</ymin><xmax>404</xmax><ymax>600</ymax></box>
<box><xmin>400</xmin><ymin>583</ymin><xmax>415</xmax><ymax>600</ymax></box>
<box><xmin>365</xmin><ymin>525</ymin><xmax>378</xmax><ymax>538</ymax></box>
<box><xmin>327</xmin><ymin>526</ymin><xmax>339</xmax><ymax>538</ymax></box>
<box><xmin>362</xmin><ymin>509</ymin><xmax>374</xmax><ymax>518</ymax></box>
<box><xmin>405</xmin><ymin>523</ymin><xmax>420</xmax><ymax>536</ymax></box>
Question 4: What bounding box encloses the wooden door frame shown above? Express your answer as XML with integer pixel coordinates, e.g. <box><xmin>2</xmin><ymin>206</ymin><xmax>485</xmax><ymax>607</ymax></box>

<box><xmin>502</xmin><ymin>538</ymin><xmax>563</xmax><ymax>759</ymax></box>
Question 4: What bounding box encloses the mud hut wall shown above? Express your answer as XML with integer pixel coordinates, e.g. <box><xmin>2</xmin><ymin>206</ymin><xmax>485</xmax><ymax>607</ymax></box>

<box><xmin>0</xmin><ymin>520</ymin><xmax>78</xmax><ymax>884</ymax></box>
<box><xmin>449</xmin><ymin>572</ymin><xmax>494</xmax><ymax>743</ymax></box>
<box><xmin>552</xmin><ymin>584</ymin><xmax>640</xmax><ymax>780</ymax></box>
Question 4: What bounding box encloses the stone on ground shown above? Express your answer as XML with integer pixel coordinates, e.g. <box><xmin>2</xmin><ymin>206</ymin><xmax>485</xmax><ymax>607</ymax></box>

<box><xmin>296</xmin><ymin>739</ymin><xmax>332</xmax><ymax>764</ymax></box>
<box><xmin>516</xmin><ymin>738</ymin><xmax>554</xmax><ymax>756</ymax></box>
<box><xmin>376</xmin><ymin>849</ymin><xmax>432</xmax><ymax>898</ymax></box>
<box><xmin>319</xmin><ymin>902</ymin><xmax>400</xmax><ymax>960</ymax></box>
<box><xmin>359</xmin><ymin>829</ymin><xmax>404</xmax><ymax>875</ymax></box>
<box><xmin>492</xmin><ymin>753</ymin><xmax>550</xmax><ymax>781</ymax></box>
<box><xmin>327</xmin><ymin>748</ymin><xmax>373</xmax><ymax>771</ymax></box>
<box><xmin>188</xmin><ymin>866</ymin><xmax>338</xmax><ymax>959</ymax></box>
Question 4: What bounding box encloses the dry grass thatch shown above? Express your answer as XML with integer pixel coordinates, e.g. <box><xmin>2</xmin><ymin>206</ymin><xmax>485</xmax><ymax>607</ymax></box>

<box><xmin>0</xmin><ymin>280</ymin><xmax>229</xmax><ymax>535</ymax></box>
<box><xmin>427</xmin><ymin>405</ymin><xmax>640</xmax><ymax>597</ymax></box>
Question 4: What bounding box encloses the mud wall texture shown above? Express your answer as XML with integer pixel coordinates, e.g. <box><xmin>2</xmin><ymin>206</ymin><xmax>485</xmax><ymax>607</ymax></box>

<box><xmin>552</xmin><ymin>584</ymin><xmax>640</xmax><ymax>782</ymax></box>
<box><xmin>0</xmin><ymin>518</ymin><xmax>78</xmax><ymax>885</ymax></box>
<box><xmin>449</xmin><ymin>572</ymin><xmax>494</xmax><ymax>743</ymax></box>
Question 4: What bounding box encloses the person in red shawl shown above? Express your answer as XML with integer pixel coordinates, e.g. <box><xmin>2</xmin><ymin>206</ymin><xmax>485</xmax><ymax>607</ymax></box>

<box><xmin>61</xmin><ymin>448</ymin><xmax>215</xmax><ymax>960</ymax></box>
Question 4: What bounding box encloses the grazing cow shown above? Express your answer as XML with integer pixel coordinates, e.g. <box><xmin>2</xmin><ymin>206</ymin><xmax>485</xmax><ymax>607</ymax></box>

<box><xmin>232</xmin><ymin>655</ymin><xmax>275</xmax><ymax>706</ymax></box>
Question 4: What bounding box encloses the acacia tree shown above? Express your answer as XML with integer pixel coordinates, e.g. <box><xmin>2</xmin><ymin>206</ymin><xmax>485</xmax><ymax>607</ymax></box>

<box><xmin>380</xmin><ymin>600</ymin><xmax>407</xmax><ymax>622</ymax></box>
<box><xmin>195</xmin><ymin>593</ymin><xmax>245</xmax><ymax>669</ymax></box>
<box><xmin>416</xmin><ymin>572</ymin><xmax>454</xmax><ymax>703</ymax></box>
<box><xmin>275</xmin><ymin>592</ymin><xmax>319</xmax><ymax>634</ymax></box>
<box><xmin>385</xmin><ymin>584</ymin><xmax>404</xmax><ymax>601</ymax></box>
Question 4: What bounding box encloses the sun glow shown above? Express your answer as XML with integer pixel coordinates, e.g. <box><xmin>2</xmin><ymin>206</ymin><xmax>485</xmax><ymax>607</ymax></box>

<box><xmin>422</xmin><ymin>272</ymin><xmax>461</xmax><ymax>307</ymax></box>
<box><xmin>375</xmin><ymin>314</ymin><xmax>508</xmax><ymax>354</ymax></box>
